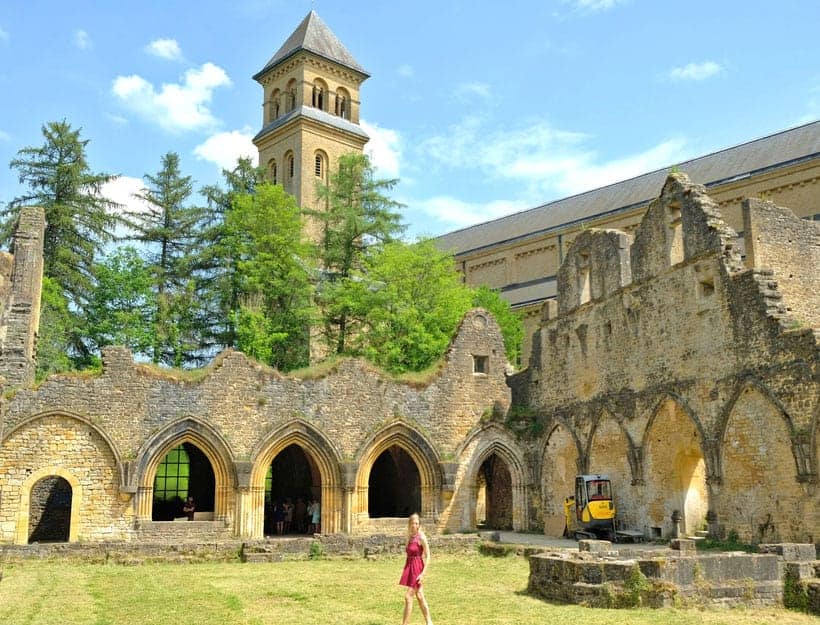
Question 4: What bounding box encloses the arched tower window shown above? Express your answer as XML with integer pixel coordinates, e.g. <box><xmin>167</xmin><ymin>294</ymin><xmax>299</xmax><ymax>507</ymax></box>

<box><xmin>286</xmin><ymin>79</ymin><xmax>298</xmax><ymax>112</ymax></box>
<box><xmin>335</xmin><ymin>88</ymin><xmax>350</xmax><ymax>119</ymax></box>
<box><xmin>269</xmin><ymin>89</ymin><xmax>280</xmax><ymax>122</ymax></box>
<box><xmin>314</xmin><ymin>152</ymin><xmax>326</xmax><ymax>179</ymax></box>
<box><xmin>268</xmin><ymin>159</ymin><xmax>278</xmax><ymax>185</ymax></box>
<box><xmin>284</xmin><ymin>151</ymin><xmax>295</xmax><ymax>190</ymax></box>
<box><xmin>312</xmin><ymin>79</ymin><xmax>328</xmax><ymax>111</ymax></box>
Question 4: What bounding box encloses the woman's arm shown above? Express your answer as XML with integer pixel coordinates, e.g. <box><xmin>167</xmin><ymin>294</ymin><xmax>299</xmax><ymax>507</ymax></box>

<box><xmin>419</xmin><ymin>532</ymin><xmax>431</xmax><ymax>582</ymax></box>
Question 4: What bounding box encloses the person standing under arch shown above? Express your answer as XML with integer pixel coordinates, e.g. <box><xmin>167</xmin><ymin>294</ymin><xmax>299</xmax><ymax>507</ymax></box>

<box><xmin>399</xmin><ymin>513</ymin><xmax>433</xmax><ymax>625</ymax></box>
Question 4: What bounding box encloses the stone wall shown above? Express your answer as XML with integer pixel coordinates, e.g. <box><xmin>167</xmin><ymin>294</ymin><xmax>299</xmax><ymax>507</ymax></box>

<box><xmin>0</xmin><ymin>306</ymin><xmax>516</xmax><ymax>543</ymax></box>
<box><xmin>517</xmin><ymin>174</ymin><xmax>819</xmax><ymax>543</ymax></box>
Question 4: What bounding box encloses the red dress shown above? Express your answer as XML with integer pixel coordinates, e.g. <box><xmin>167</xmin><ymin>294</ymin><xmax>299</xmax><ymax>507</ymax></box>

<box><xmin>399</xmin><ymin>534</ymin><xmax>425</xmax><ymax>588</ymax></box>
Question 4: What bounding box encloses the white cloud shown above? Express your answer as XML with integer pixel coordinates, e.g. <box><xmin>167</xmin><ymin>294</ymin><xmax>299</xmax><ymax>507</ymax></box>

<box><xmin>0</xmin><ymin>130</ymin><xmax>10</xmax><ymax>142</ymax></box>
<box><xmin>454</xmin><ymin>82</ymin><xmax>492</xmax><ymax>101</ymax></box>
<box><xmin>145</xmin><ymin>38</ymin><xmax>183</xmax><ymax>61</ymax></box>
<box><xmin>74</xmin><ymin>29</ymin><xmax>92</xmax><ymax>50</ymax></box>
<box><xmin>421</xmin><ymin>116</ymin><xmax>690</xmax><ymax>202</ymax></box>
<box><xmin>100</xmin><ymin>176</ymin><xmax>152</xmax><ymax>215</ymax></box>
<box><xmin>397</xmin><ymin>64</ymin><xmax>414</xmax><ymax>78</ymax></box>
<box><xmin>408</xmin><ymin>196</ymin><xmax>531</xmax><ymax>231</ymax></box>
<box><xmin>112</xmin><ymin>62</ymin><xmax>231</xmax><ymax>132</ymax></box>
<box><xmin>194</xmin><ymin>130</ymin><xmax>258</xmax><ymax>171</ymax></box>
<box><xmin>361</xmin><ymin>120</ymin><xmax>401</xmax><ymax>179</ymax></box>
<box><xmin>566</xmin><ymin>0</ymin><xmax>626</xmax><ymax>11</ymax></box>
<box><xmin>669</xmin><ymin>61</ymin><xmax>723</xmax><ymax>82</ymax></box>
<box><xmin>0</xmin><ymin>26</ymin><xmax>8</xmax><ymax>42</ymax></box>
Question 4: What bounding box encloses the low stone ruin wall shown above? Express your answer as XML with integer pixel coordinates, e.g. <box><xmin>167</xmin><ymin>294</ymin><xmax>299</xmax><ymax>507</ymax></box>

<box><xmin>527</xmin><ymin>539</ymin><xmax>820</xmax><ymax>612</ymax></box>
<box><xmin>0</xmin><ymin>532</ymin><xmax>480</xmax><ymax>566</ymax></box>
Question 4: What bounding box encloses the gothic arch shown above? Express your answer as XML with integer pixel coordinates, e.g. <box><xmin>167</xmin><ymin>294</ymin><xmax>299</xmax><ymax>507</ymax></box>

<box><xmin>461</xmin><ymin>424</ymin><xmax>528</xmax><ymax>531</ymax></box>
<box><xmin>248</xmin><ymin>419</ymin><xmax>343</xmax><ymax>536</ymax></box>
<box><xmin>641</xmin><ymin>396</ymin><xmax>709</xmax><ymax>537</ymax></box>
<box><xmin>539</xmin><ymin>419</ymin><xmax>582</xmax><ymax>535</ymax></box>
<box><xmin>15</xmin><ymin>467</ymin><xmax>81</xmax><ymax>544</ymax></box>
<box><xmin>133</xmin><ymin>417</ymin><xmax>236</xmax><ymax>522</ymax></box>
<box><xmin>1</xmin><ymin>410</ymin><xmax>125</xmax><ymax>487</ymax></box>
<box><xmin>719</xmin><ymin>381</ymin><xmax>803</xmax><ymax>541</ymax></box>
<box><xmin>586</xmin><ymin>408</ymin><xmax>638</xmax><ymax>528</ymax></box>
<box><xmin>354</xmin><ymin>421</ymin><xmax>441</xmax><ymax>519</ymax></box>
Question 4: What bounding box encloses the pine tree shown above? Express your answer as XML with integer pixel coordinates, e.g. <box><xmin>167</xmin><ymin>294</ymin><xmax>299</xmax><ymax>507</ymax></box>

<box><xmin>2</xmin><ymin>120</ymin><xmax>120</xmax><ymax>368</ymax></box>
<box><xmin>123</xmin><ymin>152</ymin><xmax>204</xmax><ymax>366</ymax></box>
<box><xmin>307</xmin><ymin>152</ymin><xmax>405</xmax><ymax>355</ymax></box>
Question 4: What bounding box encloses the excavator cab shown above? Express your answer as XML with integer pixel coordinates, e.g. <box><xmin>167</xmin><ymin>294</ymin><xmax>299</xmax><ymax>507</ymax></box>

<box><xmin>564</xmin><ymin>474</ymin><xmax>616</xmax><ymax>540</ymax></box>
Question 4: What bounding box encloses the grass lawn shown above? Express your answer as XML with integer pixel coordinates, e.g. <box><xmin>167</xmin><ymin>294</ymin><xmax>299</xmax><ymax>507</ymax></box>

<box><xmin>0</xmin><ymin>552</ymin><xmax>815</xmax><ymax>625</ymax></box>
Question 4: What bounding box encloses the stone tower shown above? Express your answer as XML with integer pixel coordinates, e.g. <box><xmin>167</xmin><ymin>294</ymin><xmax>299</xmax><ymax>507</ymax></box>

<box><xmin>0</xmin><ymin>206</ymin><xmax>45</xmax><ymax>389</ymax></box>
<box><xmin>253</xmin><ymin>11</ymin><xmax>370</xmax><ymax>241</ymax></box>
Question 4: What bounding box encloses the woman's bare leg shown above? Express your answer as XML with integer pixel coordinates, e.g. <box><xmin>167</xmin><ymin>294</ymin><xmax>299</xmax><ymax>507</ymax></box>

<box><xmin>401</xmin><ymin>587</ymin><xmax>415</xmax><ymax>625</ymax></box>
<box><xmin>416</xmin><ymin>587</ymin><xmax>433</xmax><ymax>625</ymax></box>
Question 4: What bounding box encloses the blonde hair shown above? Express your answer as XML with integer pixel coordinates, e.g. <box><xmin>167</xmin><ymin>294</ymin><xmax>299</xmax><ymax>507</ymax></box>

<box><xmin>406</xmin><ymin>513</ymin><xmax>421</xmax><ymax>539</ymax></box>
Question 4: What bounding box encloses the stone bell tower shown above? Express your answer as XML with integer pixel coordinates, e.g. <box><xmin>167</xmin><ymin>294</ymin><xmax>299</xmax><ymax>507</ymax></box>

<box><xmin>253</xmin><ymin>10</ymin><xmax>370</xmax><ymax>241</ymax></box>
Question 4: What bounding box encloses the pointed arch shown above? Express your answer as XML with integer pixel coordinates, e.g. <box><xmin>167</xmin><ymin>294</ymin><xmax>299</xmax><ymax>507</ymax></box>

<box><xmin>587</xmin><ymin>407</ymin><xmax>638</xmax><ymax>528</ymax></box>
<box><xmin>247</xmin><ymin>419</ymin><xmax>343</xmax><ymax>537</ymax></box>
<box><xmin>354</xmin><ymin>421</ymin><xmax>441</xmax><ymax>520</ymax></box>
<box><xmin>719</xmin><ymin>380</ymin><xmax>803</xmax><ymax>542</ymax></box>
<box><xmin>540</xmin><ymin>419</ymin><xmax>582</xmax><ymax>535</ymax></box>
<box><xmin>133</xmin><ymin>417</ymin><xmax>236</xmax><ymax>522</ymax></box>
<box><xmin>642</xmin><ymin>396</ymin><xmax>708</xmax><ymax>537</ymax></box>
<box><xmin>460</xmin><ymin>423</ymin><xmax>529</xmax><ymax>531</ymax></box>
<box><xmin>2</xmin><ymin>410</ymin><xmax>125</xmax><ymax>484</ymax></box>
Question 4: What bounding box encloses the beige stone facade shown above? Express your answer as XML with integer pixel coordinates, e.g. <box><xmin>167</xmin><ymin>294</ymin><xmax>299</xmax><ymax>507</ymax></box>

<box><xmin>436</xmin><ymin>123</ymin><xmax>820</xmax><ymax>366</ymax></box>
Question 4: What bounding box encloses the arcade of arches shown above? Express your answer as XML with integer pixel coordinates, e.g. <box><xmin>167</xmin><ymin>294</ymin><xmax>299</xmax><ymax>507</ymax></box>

<box><xmin>1</xmin><ymin>178</ymin><xmax>818</xmax><ymax>545</ymax></box>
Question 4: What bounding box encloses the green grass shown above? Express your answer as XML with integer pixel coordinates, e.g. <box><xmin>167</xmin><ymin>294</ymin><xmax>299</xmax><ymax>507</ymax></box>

<box><xmin>0</xmin><ymin>553</ymin><xmax>815</xmax><ymax>625</ymax></box>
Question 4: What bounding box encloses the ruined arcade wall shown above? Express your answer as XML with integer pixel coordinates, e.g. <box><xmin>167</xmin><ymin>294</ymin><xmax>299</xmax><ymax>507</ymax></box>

<box><xmin>518</xmin><ymin>174</ymin><xmax>819</xmax><ymax>542</ymax></box>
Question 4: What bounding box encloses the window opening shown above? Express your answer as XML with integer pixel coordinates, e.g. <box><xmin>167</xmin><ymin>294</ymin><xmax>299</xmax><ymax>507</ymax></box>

<box><xmin>473</xmin><ymin>355</ymin><xmax>488</xmax><ymax>374</ymax></box>
<box><xmin>315</xmin><ymin>154</ymin><xmax>323</xmax><ymax>177</ymax></box>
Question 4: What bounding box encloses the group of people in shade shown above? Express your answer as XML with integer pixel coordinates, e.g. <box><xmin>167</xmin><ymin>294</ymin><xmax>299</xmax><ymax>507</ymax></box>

<box><xmin>268</xmin><ymin>497</ymin><xmax>321</xmax><ymax>535</ymax></box>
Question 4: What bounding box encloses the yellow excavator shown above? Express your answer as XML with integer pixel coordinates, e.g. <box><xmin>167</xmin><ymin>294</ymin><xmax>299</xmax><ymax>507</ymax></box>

<box><xmin>563</xmin><ymin>474</ymin><xmax>616</xmax><ymax>541</ymax></box>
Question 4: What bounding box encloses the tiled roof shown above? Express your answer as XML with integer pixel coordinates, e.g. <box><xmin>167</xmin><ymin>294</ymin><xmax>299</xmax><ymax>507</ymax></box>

<box><xmin>254</xmin><ymin>10</ymin><xmax>368</xmax><ymax>80</ymax></box>
<box><xmin>436</xmin><ymin>120</ymin><xmax>820</xmax><ymax>256</ymax></box>
<box><xmin>253</xmin><ymin>105</ymin><xmax>370</xmax><ymax>143</ymax></box>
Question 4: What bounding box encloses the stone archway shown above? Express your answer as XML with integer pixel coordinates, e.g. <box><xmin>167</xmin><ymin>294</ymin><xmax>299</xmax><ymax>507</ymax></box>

<box><xmin>264</xmin><ymin>443</ymin><xmax>322</xmax><ymax>535</ymax></box>
<box><xmin>587</xmin><ymin>412</ymin><xmax>636</xmax><ymax>529</ymax></box>
<box><xmin>15</xmin><ymin>467</ymin><xmax>82</xmax><ymax>545</ymax></box>
<box><xmin>368</xmin><ymin>445</ymin><xmax>421</xmax><ymax>518</ymax></box>
<box><xmin>541</xmin><ymin>423</ymin><xmax>580</xmax><ymax>536</ymax></box>
<box><xmin>28</xmin><ymin>475</ymin><xmax>73</xmax><ymax>543</ymax></box>
<box><xmin>476</xmin><ymin>453</ymin><xmax>512</xmax><ymax>529</ymax></box>
<box><xmin>134</xmin><ymin>419</ymin><xmax>235</xmax><ymax>524</ymax></box>
<box><xmin>354</xmin><ymin>423</ymin><xmax>440</xmax><ymax>530</ymax></box>
<box><xmin>720</xmin><ymin>385</ymin><xmax>801</xmax><ymax>542</ymax></box>
<box><xmin>151</xmin><ymin>442</ymin><xmax>216</xmax><ymax>521</ymax></box>
<box><xmin>248</xmin><ymin>421</ymin><xmax>342</xmax><ymax>538</ymax></box>
<box><xmin>642</xmin><ymin>398</ymin><xmax>708</xmax><ymax>537</ymax></box>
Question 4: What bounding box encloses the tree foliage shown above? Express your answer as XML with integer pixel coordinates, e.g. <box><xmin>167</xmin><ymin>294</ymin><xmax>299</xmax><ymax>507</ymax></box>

<box><xmin>308</xmin><ymin>153</ymin><xmax>405</xmax><ymax>355</ymax></box>
<box><xmin>471</xmin><ymin>285</ymin><xmax>523</xmax><ymax>367</ymax></box>
<box><xmin>226</xmin><ymin>183</ymin><xmax>313</xmax><ymax>370</ymax></box>
<box><xmin>123</xmin><ymin>152</ymin><xmax>204</xmax><ymax>366</ymax></box>
<box><xmin>84</xmin><ymin>246</ymin><xmax>156</xmax><ymax>356</ymax></box>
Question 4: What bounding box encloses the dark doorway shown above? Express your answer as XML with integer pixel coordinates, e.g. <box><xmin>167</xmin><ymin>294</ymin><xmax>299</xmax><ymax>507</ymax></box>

<box><xmin>368</xmin><ymin>445</ymin><xmax>420</xmax><ymax>517</ymax></box>
<box><xmin>478</xmin><ymin>454</ymin><xmax>512</xmax><ymax>530</ymax></box>
<box><xmin>28</xmin><ymin>476</ymin><xmax>72</xmax><ymax>543</ymax></box>
<box><xmin>265</xmin><ymin>444</ymin><xmax>319</xmax><ymax>535</ymax></box>
<box><xmin>152</xmin><ymin>443</ymin><xmax>215</xmax><ymax>521</ymax></box>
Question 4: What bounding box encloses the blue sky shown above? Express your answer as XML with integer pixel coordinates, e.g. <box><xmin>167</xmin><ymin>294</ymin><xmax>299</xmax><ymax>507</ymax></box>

<box><xmin>0</xmin><ymin>0</ymin><xmax>818</xmax><ymax>240</ymax></box>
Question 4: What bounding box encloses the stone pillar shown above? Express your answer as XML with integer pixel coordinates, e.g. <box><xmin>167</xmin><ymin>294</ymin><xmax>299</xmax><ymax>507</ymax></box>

<box><xmin>134</xmin><ymin>486</ymin><xmax>153</xmax><ymax>521</ymax></box>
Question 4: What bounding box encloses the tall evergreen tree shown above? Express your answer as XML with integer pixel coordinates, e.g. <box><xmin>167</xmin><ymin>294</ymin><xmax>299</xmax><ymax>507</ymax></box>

<box><xmin>1</xmin><ymin>120</ymin><xmax>120</xmax><ymax>368</ymax></box>
<box><xmin>124</xmin><ymin>152</ymin><xmax>204</xmax><ymax>366</ymax></box>
<box><xmin>198</xmin><ymin>157</ymin><xmax>267</xmax><ymax>352</ymax></box>
<box><xmin>307</xmin><ymin>152</ymin><xmax>405</xmax><ymax>355</ymax></box>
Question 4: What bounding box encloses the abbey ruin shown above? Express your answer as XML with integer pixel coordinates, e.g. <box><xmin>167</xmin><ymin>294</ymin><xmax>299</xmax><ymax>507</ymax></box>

<box><xmin>0</xmin><ymin>11</ymin><xmax>817</xmax><ymax>549</ymax></box>
<box><xmin>0</xmin><ymin>171</ymin><xmax>817</xmax><ymax>546</ymax></box>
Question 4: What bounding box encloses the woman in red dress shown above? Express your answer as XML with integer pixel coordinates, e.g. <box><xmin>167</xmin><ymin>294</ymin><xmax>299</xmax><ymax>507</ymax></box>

<box><xmin>399</xmin><ymin>513</ymin><xmax>433</xmax><ymax>625</ymax></box>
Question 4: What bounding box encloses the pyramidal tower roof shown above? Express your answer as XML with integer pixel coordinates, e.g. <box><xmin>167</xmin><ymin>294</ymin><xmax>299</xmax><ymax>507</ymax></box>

<box><xmin>254</xmin><ymin>11</ymin><xmax>368</xmax><ymax>80</ymax></box>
